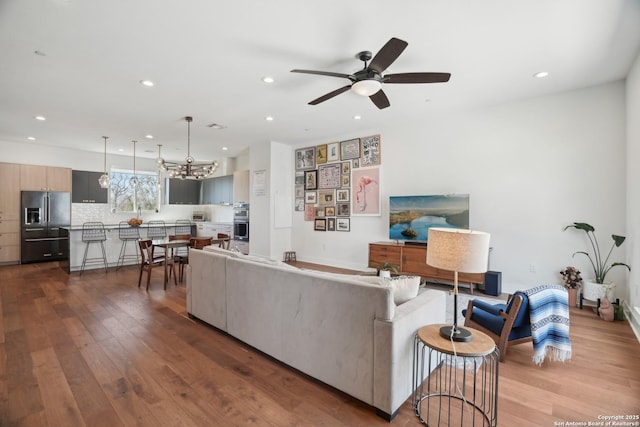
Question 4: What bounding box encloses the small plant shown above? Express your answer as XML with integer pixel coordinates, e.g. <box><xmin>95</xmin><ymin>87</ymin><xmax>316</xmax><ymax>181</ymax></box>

<box><xmin>563</xmin><ymin>222</ymin><xmax>630</xmax><ymax>284</ymax></box>
<box><xmin>559</xmin><ymin>266</ymin><xmax>583</xmax><ymax>289</ymax></box>
<box><xmin>376</xmin><ymin>261</ymin><xmax>399</xmax><ymax>273</ymax></box>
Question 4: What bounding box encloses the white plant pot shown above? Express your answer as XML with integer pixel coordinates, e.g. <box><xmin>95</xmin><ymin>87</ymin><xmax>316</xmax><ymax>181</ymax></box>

<box><xmin>379</xmin><ymin>270</ymin><xmax>391</xmax><ymax>279</ymax></box>
<box><xmin>582</xmin><ymin>280</ymin><xmax>615</xmax><ymax>301</ymax></box>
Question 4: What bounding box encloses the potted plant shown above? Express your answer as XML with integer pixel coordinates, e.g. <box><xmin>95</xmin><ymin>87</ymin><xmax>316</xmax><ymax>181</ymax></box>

<box><xmin>563</xmin><ymin>222</ymin><xmax>630</xmax><ymax>301</ymax></box>
<box><xmin>376</xmin><ymin>261</ymin><xmax>399</xmax><ymax>278</ymax></box>
<box><xmin>559</xmin><ymin>266</ymin><xmax>582</xmax><ymax>306</ymax></box>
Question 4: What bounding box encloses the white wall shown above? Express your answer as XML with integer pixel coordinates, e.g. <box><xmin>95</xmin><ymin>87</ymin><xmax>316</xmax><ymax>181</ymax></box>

<box><xmin>287</xmin><ymin>81</ymin><xmax>628</xmax><ymax>295</ymax></box>
<box><xmin>626</xmin><ymin>50</ymin><xmax>640</xmax><ymax>336</ymax></box>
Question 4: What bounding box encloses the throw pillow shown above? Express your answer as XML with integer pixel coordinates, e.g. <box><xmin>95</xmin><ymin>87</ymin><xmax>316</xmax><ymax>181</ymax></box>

<box><xmin>356</xmin><ymin>275</ymin><xmax>420</xmax><ymax>305</ymax></box>
<box><xmin>385</xmin><ymin>275</ymin><xmax>421</xmax><ymax>305</ymax></box>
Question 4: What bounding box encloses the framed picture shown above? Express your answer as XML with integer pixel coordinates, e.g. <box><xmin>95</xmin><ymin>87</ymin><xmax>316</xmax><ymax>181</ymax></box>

<box><xmin>336</xmin><ymin>188</ymin><xmax>350</xmax><ymax>202</ymax></box>
<box><xmin>295</xmin><ymin>172</ymin><xmax>305</xmax><ymax>185</ymax></box>
<box><xmin>341</xmin><ymin>161</ymin><xmax>350</xmax><ymax>175</ymax></box>
<box><xmin>304</xmin><ymin>204</ymin><xmax>315</xmax><ymax>221</ymax></box>
<box><xmin>315</xmin><ymin>206</ymin><xmax>325</xmax><ymax>217</ymax></box>
<box><xmin>318</xmin><ymin>189</ymin><xmax>335</xmax><ymax>206</ymax></box>
<box><xmin>351</xmin><ymin>167</ymin><xmax>380</xmax><ymax>216</ymax></box>
<box><xmin>336</xmin><ymin>218</ymin><xmax>350</xmax><ymax>232</ymax></box>
<box><xmin>341</xmin><ymin>175</ymin><xmax>350</xmax><ymax>188</ymax></box>
<box><xmin>295</xmin><ymin>184</ymin><xmax>304</xmax><ymax>198</ymax></box>
<box><xmin>360</xmin><ymin>134</ymin><xmax>381</xmax><ymax>166</ymax></box>
<box><xmin>314</xmin><ymin>218</ymin><xmax>327</xmax><ymax>231</ymax></box>
<box><xmin>336</xmin><ymin>203</ymin><xmax>350</xmax><ymax>217</ymax></box>
<box><xmin>318</xmin><ymin>163</ymin><xmax>341</xmax><ymax>188</ymax></box>
<box><xmin>352</xmin><ymin>158</ymin><xmax>360</xmax><ymax>169</ymax></box>
<box><xmin>327</xmin><ymin>142</ymin><xmax>340</xmax><ymax>162</ymax></box>
<box><xmin>295</xmin><ymin>198</ymin><xmax>304</xmax><ymax>211</ymax></box>
<box><xmin>295</xmin><ymin>147</ymin><xmax>316</xmax><ymax>170</ymax></box>
<box><xmin>325</xmin><ymin>206</ymin><xmax>335</xmax><ymax>216</ymax></box>
<box><xmin>327</xmin><ymin>218</ymin><xmax>336</xmax><ymax>231</ymax></box>
<box><xmin>304</xmin><ymin>191</ymin><xmax>317</xmax><ymax>204</ymax></box>
<box><xmin>316</xmin><ymin>144</ymin><xmax>328</xmax><ymax>164</ymax></box>
<box><xmin>340</xmin><ymin>138</ymin><xmax>360</xmax><ymax>160</ymax></box>
<box><xmin>304</xmin><ymin>169</ymin><xmax>317</xmax><ymax>190</ymax></box>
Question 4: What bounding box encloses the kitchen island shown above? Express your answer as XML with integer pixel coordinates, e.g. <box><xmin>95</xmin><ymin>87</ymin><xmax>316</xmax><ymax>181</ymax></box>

<box><xmin>65</xmin><ymin>222</ymin><xmax>197</xmax><ymax>272</ymax></box>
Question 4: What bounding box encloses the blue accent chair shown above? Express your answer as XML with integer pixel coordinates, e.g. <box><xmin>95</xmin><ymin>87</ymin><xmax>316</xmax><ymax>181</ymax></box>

<box><xmin>462</xmin><ymin>292</ymin><xmax>532</xmax><ymax>362</ymax></box>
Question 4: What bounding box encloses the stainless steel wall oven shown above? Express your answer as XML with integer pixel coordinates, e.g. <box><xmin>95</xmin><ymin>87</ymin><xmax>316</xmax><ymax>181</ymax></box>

<box><xmin>233</xmin><ymin>203</ymin><xmax>249</xmax><ymax>241</ymax></box>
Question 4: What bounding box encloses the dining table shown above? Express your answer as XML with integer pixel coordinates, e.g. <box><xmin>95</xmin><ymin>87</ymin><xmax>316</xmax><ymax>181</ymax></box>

<box><xmin>152</xmin><ymin>239</ymin><xmax>190</xmax><ymax>287</ymax></box>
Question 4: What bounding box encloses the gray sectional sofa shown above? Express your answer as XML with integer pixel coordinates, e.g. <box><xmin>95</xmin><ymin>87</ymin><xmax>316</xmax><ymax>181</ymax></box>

<box><xmin>186</xmin><ymin>247</ymin><xmax>446</xmax><ymax>420</ymax></box>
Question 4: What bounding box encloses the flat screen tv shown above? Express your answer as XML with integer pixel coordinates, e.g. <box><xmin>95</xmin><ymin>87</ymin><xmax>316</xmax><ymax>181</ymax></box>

<box><xmin>389</xmin><ymin>194</ymin><xmax>469</xmax><ymax>243</ymax></box>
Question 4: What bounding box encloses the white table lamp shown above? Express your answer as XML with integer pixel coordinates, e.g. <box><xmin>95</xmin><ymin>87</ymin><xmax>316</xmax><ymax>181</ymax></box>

<box><xmin>427</xmin><ymin>227</ymin><xmax>491</xmax><ymax>342</ymax></box>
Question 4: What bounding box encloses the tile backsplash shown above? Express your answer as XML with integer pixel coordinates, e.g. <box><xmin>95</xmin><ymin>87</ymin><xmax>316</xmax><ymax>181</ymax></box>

<box><xmin>71</xmin><ymin>203</ymin><xmax>233</xmax><ymax>226</ymax></box>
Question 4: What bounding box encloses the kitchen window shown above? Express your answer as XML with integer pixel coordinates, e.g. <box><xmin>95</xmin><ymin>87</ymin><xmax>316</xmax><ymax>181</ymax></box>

<box><xmin>109</xmin><ymin>169</ymin><xmax>159</xmax><ymax>213</ymax></box>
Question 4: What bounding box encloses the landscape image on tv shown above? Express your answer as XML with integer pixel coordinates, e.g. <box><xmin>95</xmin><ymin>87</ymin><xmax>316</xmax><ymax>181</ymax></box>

<box><xmin>389</xmin><ymin>194</ymin><xmax>469</xmax><ymax>241</ymax></box>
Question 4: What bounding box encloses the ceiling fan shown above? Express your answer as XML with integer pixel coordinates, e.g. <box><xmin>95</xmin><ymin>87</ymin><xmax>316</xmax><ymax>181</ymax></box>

<box><xmin>291</xmin><ymin>37</ymin><xmax>451</xmax><ymax>109</ymax></box>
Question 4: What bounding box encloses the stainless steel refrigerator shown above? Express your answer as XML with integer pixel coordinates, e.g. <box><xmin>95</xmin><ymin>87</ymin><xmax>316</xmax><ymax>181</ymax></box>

<box><xmin>21</xmin><ymin>191</ymin><xmax>71</xmax><ymax>263</ymax></box>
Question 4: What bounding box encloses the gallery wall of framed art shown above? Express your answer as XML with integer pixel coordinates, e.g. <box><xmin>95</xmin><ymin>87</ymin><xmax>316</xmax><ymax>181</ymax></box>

<box><xmin>294</xmin><ymin>134</ymin><xmax>381</xmax><ymax>232</ymax></box>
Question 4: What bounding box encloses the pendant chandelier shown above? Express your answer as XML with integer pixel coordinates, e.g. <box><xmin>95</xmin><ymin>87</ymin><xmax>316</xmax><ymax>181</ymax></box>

<box><xmin>157</xmin><ymin>116</ymin><xmax>218</xmax><ymax>180</ymax></box>
<box><xmin>98</xmin><ymin>136</ymin><xmax>110</xmax><ymax>188</ymax></box>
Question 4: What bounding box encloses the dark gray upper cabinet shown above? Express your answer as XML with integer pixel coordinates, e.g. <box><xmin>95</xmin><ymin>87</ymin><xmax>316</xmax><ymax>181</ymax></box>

<box><xmin>167</xmin><ymin>178</ymin><xmax>202</xmax><ymax>205</ymax></box>
<box><xmin>202</xmin><ymin>175</ymin><xmax>233</xmax><ymax>205</ymax></box>
<box><xmin>72</xmin><ymin>170</ymin><xmax>108</xmax><ymax>203</ymax></box>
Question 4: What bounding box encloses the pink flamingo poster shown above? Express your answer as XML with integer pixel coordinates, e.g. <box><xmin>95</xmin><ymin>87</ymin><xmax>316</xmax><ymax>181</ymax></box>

<box><xmin>351</xmin><ymin>167</ymin><xmax>380</xmax><ymax>216</ymax></box>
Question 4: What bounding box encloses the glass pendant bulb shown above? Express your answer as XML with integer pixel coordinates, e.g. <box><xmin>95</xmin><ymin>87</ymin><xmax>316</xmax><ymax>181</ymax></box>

<box><xmin>99</xmin><ymin>136</ymin><xmax>110</xmax><ymax>188</ymax></box>
<box><xmin>98</xmin><ymin>173</ymin><xmax>110</xmax><ymax>188</ymax></box>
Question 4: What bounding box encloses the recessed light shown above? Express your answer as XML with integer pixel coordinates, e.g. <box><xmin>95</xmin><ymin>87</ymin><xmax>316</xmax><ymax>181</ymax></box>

<box><xmin>533</xmin><ymin>71</ymin><xmax>549</xmax><ymax>78</ymax></box>
<box><xmin>140</xmin><ymin>79</ymin><xmax>155</xmax><ymax>87</ymax></box>
<box><xmin>265</xmin><ymin>116</ymin><xmax>274</xmax><ymax>121</ymax></box>
<box><xmin>27</xmin><ymin>136</ymin><xmax>36</xmax><ymax>140</ymax></box>
<box><xmin>262</xmin><ymin>76</ymin><xmax>274</xmax><ymax>83</ymax></box>
<box><xmin>145</xmin><ymin>134</ymin><xmax>154</xmax><ymax>139</ymax></box>
<box><xmin>353</xmin><ymin>115</ymin><xmax>361</xmax><ymax>120</ymax></box>
<box><xmin>34</xmin><ymin>115</ymin><xmax>46</xmax><ymax>121</ymax></box>
<box><xmin>222</xmin><ymin>147</ymin><xmax>228</xmax><ymax>151</ymax></box>
<box><xmin>118</xmin><ymin>148</ymin><xmax>124</xmax><ymax>152</ymax></box>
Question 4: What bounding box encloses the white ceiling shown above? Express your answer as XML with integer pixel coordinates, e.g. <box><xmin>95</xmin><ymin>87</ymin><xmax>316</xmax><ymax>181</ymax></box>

<box><xmin>1</xmin><ymin>0</ymin><xmax>639</xmax><ymax>164</ymax></box>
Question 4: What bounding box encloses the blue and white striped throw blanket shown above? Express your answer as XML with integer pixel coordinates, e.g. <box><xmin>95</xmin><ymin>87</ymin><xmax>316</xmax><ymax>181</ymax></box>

<box><xmin>524</xmin><ymin>284</ymin><xmax>572</xmax><ymax>365</ymax></box>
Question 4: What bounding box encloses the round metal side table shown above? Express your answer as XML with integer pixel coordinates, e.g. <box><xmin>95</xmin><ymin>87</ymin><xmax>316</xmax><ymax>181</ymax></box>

<box><xmin>412</xmin><ymin>324</ymin><xmax>499</xmax><ymax>426</ymax></box>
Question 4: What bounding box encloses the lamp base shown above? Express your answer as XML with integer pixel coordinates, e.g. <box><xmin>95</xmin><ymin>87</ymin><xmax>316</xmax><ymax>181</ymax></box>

<box><xmin>439</xmin><ymin>325</ymin><xmax>473</xmax><ymax>342</ymax></box>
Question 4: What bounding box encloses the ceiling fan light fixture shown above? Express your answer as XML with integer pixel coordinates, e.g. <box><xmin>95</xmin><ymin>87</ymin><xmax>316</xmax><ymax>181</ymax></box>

<box><xmin>351</xmin><ymin>79</ymin><xmax>382</xmax><ymax>97</ymax></box>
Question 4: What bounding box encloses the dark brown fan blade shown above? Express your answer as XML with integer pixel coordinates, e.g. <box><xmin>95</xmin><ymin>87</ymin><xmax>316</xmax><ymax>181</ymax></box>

<box><xmin>308</xmin><ymin>85</ymin><xmax>352</xmax><ymax>105</ymax></box>
<box><xmin>368</xmin><ymin>38</ymin><xmax>408</xmax><ymax>74</ymax></box>
<box><xmin>291</xmin><ymin>69</ymin><xmax>353</xmax><ymax>80</ymax></box>
<box><xmin>369</xmin><ymin>90</ymin><xmax>390</xmax><ymax>109</ymax></box>
<box><xmin>384</xmin><ymin>72</ymin><xmax>451</xmax><ymax>84</ymax></box>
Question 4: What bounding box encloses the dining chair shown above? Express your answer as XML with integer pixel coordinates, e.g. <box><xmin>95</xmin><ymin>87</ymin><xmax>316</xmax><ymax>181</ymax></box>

<box><xmin>138</xmin><ymin>239</ymin><xmax>176</xmax><ymax>290</ymax></box>
<box><xmin>170</xmin><ymin>233</ymin><xmax>191</xmax><ymax>282</ymax></box>
<box><xmin>190</xmin><ymin>236</ymin><xmax>213</xmax><ymax>250</ymax></box>
<box><xmin>217</xmin><ymin>233</ymin><xmax>231</xmax><ymax>249</ymax></box>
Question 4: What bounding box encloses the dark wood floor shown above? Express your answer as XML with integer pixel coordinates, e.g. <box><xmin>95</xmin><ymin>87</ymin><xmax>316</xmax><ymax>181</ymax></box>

<box><xmin>1</xmin><ymin>261</ymin><xmax>639</xmax><ymax>426</ymax></box>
